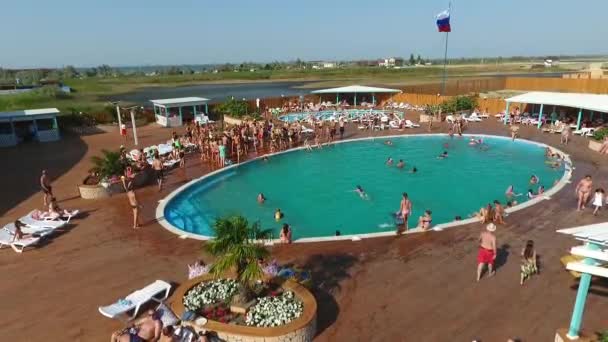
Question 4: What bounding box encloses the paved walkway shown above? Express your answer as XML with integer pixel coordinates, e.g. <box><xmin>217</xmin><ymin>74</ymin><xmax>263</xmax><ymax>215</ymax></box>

<box><xmin>0</xmin><ymin>119</ymin><xmax>607</xmax><ymax>341</ymax></box>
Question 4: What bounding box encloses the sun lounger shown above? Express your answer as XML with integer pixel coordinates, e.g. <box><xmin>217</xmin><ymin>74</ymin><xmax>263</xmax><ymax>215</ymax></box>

<box><xmin>98</xmin><ymin>280</ymin><xmax>172</xmax><ymax>320</ymax></box>
<box><xmin>20</xmin><ymin>213</ymin><xmax>67</xmax><ymax>229</ymax></box>
<box><xmin>0</xmin><ymin>228</ymin><xmax>41</xmax><ymax>253</ymax></box>
<box><xmin>405</xmin><ymin>120</ymin><xmax>420</xmax><ymax>128</ymax></box>
<box><xmin>4</xmin><ymin>222</ymin><xmax>56</xmax><ymax>237</ymax></box>
<box><xmin>573</xmin><ymin>127</ymin><xmax>595</xmax><ymax>136</ymax></box>
<box><xmin>389</xmin><ymin>120</ymin><xmax>401</xmax><ymax>129</ymax></box>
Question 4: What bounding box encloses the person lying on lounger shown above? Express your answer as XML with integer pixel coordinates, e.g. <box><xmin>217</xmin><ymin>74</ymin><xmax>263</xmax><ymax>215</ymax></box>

<box><xmin>111</xmin><ymin>309</ymin><xmax>162</xmax><ymax>342</ymax></box>
<box><xmin>12</xmin><ymin>220</ymin><xmax>33</xmax><ymax>242</ymax></box>
<box><xmin>46</xmin><ymin>197</ymin><xmax>78</xmax><ymax>219</ymax></box>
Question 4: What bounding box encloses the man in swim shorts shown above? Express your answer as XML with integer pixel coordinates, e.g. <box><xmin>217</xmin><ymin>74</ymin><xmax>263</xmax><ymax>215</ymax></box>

<box><xmin>152</xmin><ymin>152</ymin><xmax>164</xmax><ymax>191</ymax></box>
<box><xmin>477</xmin><ymin>223</ymin><xmax>497</xmax><ymax>282</ymax></box>
<box><xmin>576</xmin><ymin>175</ymin><xmax>593</xmax><ymax>211</ymax></box>
<box><xmin>40</xmin><ymin>169</ymin><xmax>53</xmax><ymax>206</ymax></box>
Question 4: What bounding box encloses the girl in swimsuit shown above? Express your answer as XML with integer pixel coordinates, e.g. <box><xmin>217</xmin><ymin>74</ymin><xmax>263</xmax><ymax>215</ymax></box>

<box><xmin>418</xmin><ymin>210</ymin><xmax>432</xmax><ymax>231</ymax></box>
<box><xmin>397</xmin><ymin>193</ymin><xmax>412</xmax><ymax>232</ymax></box>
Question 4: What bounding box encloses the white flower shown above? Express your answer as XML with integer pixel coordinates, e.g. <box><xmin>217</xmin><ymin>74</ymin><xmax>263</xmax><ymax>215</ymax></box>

<box><xmin>245</xmin><ymin>291</ymin><xmax>303</xmax><ymax>327</ymax></box>
<box><xmin>183</xmin><ymin>279</ymin><xmax>239</xmax><ymax>311</ymax></box>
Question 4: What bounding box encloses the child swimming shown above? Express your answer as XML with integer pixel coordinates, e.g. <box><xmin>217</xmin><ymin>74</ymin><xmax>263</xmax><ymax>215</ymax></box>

<box><xmin>354</xmin><ymin>185</ymin><xmax>368</xmax><ymax>199</ymax></box>
<box><xmin>386</xmin><ymin>157</ymin><xmax>394</xmax><ymax>166</ymax></box>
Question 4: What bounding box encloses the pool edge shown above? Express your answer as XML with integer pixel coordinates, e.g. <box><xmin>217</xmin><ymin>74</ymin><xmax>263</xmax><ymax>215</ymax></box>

<box><xmin>155</xmin><ymin>133</ymin><xmax>573</xmax><ymax>243</ymax></box>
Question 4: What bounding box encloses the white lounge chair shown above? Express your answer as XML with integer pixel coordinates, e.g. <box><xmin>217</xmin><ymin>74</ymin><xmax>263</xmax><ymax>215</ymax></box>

<box><xmin>446</xmin><ymin>115</ymin><xmax>455</xmax><ymax>124</ymax></box>
<box><xmin>4</xmin><ymin>222</ymin><xmax>56</xmax><ymax>237</ymax></box>
<box><xmin>20</xmin><ymin>213</ymin><xmax>67</xmax><ymax>229</ymax></box>
<box><xmin>389</xmin><ymin>120</ymin><xmax>401</xmax><ymax>129</ymax></box>
<box><xmin>405</xmin><ymin>120</ymin><xmax>420</xmax><ymax>128</ymax></box>
<box><xmin>98</xmin><ymin>280</ymin><xmax>172</xmax><ymax>320</ymax></box>
<box><xmin>574</xmin><ymin>127</ymin><xmax>595</xmax><ymax>136</ymax></box>
<box><xmin>467</xmin><ymin>113</ymin><xmax>482</xmax><ymax>122</ymax></box>
<box><xmin>0</xmin><ymin>228</ymin><xmax>41</xmax><ymax>253</ymax></box>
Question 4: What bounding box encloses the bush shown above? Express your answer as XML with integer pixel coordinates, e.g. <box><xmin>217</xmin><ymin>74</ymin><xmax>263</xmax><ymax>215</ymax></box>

<box><xmin>56</xmin><ymin>113</ymin><xmax>96</xmax><ymax>128</ymax></box>
<box><xmin>90</xmin><ymin>149</ymin><xmax>125</xmax><ymax>179</ymax></box>
<box><xmin>440</xmin><ymin>95</ymin><xmax>477</xmax><ymax>113</ymax></box>
<box><xmin>593</xmin><ymin>127</ymin><xmax>608</xmax><ymax>141</ymax></box>
<box><xmin>91</xmin><ymin>108</ymin><xmax>115</xmax><ymax>124</ymax></box>
<box><xmin>215</xmin><ymin>98</ymin><xmax>249</xmax><ymax>118</ymax></box>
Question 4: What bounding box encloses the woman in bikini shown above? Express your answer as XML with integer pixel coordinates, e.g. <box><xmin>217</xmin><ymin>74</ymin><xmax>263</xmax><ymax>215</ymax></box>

<box><xmin>396</xmin><ymin>193</ymin><xmax>412</xmax><ymax>233</ymax></box>
<box><xmin>418</xmin><ymin>210</ymin><xmax>432</xmax><ymax>231</ymax></box>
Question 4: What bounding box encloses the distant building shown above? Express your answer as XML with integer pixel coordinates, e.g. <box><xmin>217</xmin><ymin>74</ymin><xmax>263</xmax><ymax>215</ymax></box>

<box><xmin>322</xmin><ymin>62</ymin><xmax>336</xmax><ymax>69</ymax></box>
<box><xmin>379</xmin><ymin>57</ymin><xmax>397</xmax><ymax>67</ymax></box>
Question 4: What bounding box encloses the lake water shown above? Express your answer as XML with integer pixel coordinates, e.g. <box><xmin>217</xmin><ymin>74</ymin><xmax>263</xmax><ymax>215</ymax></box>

<box><xmin>107</xmin><ymin>81</ymin><xmax>317</xmax><ymax>104</ymax></box>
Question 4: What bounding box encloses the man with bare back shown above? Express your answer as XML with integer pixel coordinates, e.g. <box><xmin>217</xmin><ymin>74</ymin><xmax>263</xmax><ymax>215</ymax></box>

<box><xmin>575</xmin><ymin>175</ymin><xmax>593</xmax><ymax>211</ymax></box>
<box><xmin>477</xmin><ymin>223</ymin><xmax>497</xmax><ymax>282</ymax></box>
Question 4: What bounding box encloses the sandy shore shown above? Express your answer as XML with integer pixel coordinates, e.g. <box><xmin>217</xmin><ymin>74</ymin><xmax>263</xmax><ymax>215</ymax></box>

<box><xmin>1</xmin><ymin>117</ymin><xmax>607</xmax><ymax>342</ymax></box>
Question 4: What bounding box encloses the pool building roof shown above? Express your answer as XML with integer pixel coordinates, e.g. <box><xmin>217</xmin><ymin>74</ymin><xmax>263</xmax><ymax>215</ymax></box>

<box><xmin>311</xmin><ymin>85</ymin><xmax>402</xmax><ymax>94</ymax></box>
<box><xmin>150</xmin><ymin>97</ymin><xmax>210</xmax><ymax>108</ymax></box>
<box><xmin>505</xmin><ymin>91</ymin><xmax>608</xmax><ymax>113</ymax></box>
<box><xmin>0</xmin><ymin>108</ymin><xmax>60</xmax><ymax>120</ymax></box>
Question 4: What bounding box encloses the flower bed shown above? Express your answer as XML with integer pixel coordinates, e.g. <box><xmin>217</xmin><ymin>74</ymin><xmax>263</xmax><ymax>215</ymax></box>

<box><xmin>183</xmin><ymin>279</ymin><xmax>239</xmax><ymax>311</ymax></box>
<box><xmin>245</xmin><ymin>291</ymin><xmax>304</xmax><ymax>327</ymax></box>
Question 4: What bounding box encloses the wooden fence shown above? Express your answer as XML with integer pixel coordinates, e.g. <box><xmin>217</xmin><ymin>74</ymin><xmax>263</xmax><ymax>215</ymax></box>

<box><xmin>504</xmin><ymin>77</ymin><xmax>608</xmax><ymax>94</ymax></box>
<box><xmin>400</xmin><ymin>77</ymin><xmax>507</xmax><ymax>96</ymax></box>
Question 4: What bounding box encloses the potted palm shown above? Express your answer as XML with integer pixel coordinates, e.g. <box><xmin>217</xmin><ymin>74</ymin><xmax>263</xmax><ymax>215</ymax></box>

<box><xmin>79</xmin><ymin>149</ymin><xmax>125</xmax><ymax>199</ymax></box>
<box><xmin>206</xmin><ymin>215</ymin><xmax>272</xmax><ymax>312</ymax></box>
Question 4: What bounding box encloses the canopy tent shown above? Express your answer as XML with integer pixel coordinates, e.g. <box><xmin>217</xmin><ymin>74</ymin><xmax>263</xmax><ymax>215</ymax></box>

<box><xmin>503</xmin><ymin>91</ymin><xmax>608</xmax><ymax>129</ymax></box>
<box><xmin>150</xmin><ymin>97</ymin><xmax>210</xmax><ymax>127</ymax></box>
<box><xmin>0</xmin><ymin>108</ymin><xmax>60</xmax><ymax>147</ymax></box>
<box><xmin>557</xmin><ymin>222</ymin><xmax>608</xmax><ymax>339</ymax></box>
<box><xmin>311</xmin><ymin>85</ymin><xmax>402</xmax><ymax>106</ymax></box>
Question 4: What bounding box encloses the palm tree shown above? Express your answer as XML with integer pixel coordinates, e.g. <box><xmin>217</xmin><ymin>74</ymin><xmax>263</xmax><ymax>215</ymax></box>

<box><xmin>206</xmin><ymin>215</ymin><xmax>271</xmax><ymax>304</ymax></box>
<box><xmin>90</xmin><ymin>149</ymin><xmax>124</xmax><ymax>179</ymax></box>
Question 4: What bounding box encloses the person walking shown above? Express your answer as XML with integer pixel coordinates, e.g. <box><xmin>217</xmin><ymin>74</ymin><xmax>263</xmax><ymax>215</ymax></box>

<box><xmin>122</xmin><ymin>175</ymin><xmax>141</xmax><ymax>229</ymax></box>
<box><xmin>575</xmin><ymin>175</ymin><xmax>593</xmax><ymax>211</ymax></box>
<box><xmin>152</xmin><ymin>151</ymin><xmax>163</xmax><ymax>191</ymax></box>
<box><xmin>477</xmin><ymin>223</ymin><xmax>497</xmax><ymax>282</ymax></box>
<box><xmin>40</xmin><ymin>169</ymin><xmax>53</xmax><ymax>206</ymax></box>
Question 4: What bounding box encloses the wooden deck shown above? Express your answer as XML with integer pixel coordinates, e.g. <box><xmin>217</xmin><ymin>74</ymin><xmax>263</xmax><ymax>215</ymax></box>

<box><xmin>0</xmin><ymin>118</ymin><xmax>607</xmax><ymax>341</ymax></box>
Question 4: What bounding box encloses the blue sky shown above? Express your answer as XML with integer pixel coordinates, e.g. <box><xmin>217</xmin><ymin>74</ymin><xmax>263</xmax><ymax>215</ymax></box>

<box><xmin>2</xmin><ymin>0</ymin><xmax>607</xmax><ymax>68</ymax></box>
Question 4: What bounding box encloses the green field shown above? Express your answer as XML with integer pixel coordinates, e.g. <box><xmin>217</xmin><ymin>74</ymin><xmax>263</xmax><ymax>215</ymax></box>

<box><xmin>0</xmin><ymin>63</ymin><xmax>571</xmax><ymax>115</ymax></box>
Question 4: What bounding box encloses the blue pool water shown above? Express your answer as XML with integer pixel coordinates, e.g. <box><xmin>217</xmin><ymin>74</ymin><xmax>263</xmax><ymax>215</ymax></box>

<box><xmin>279</xmin><ymin>109</ymin><xmax>404</xmax><ymax>123</ymax></box>
<box><xmin>163</xmin><ymin>135</ymin><xmax>565</xmax><ymax>239</ymax></box>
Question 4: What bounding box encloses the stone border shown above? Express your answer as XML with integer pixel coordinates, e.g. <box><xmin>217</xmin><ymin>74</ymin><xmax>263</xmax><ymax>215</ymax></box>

<box><xmin>156</xmin><ymin>133</ymin><xmax>572</xmax><ymax>242</ymax></box>
<box><xmin>171</xmin><ymin>275</ymin><xmax>317</xmax><ymax>340</ymax></box>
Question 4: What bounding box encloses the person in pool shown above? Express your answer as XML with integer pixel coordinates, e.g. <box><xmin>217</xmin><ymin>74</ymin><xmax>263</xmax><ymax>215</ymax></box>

<box><xmin>386</xmin><ymin>157</ymin><xmax>394</xmax><ymax>166</ymax></box>
<box><xmin>384</xmin><ymin>140</ymin><xmax>393</xmax><ymax>146</ymax></box>
<box><xmin>257</xmin><ymin>193</ymin><xmax>266</xmax><ymax>204</ymax></box>
<box><xmin>396</xmin><ymin>159</ymin><xmax>405</xmax><ymax>169</ymax></box>
<box><xmin>275</xmin><ymin>208</ymin><xmax>284</xmax><ymax>221</ymax></box>
<box><xmin>505</xmin><ymin>185</ymin><xmax>522</xmax><ymax>199</ymax></box>
<box><xmin>354</xmin><ymin>185</ymin><xmax>368</xmax><ymax>199</ymax></box>
<box><xmin>530</xmin><ymin>175</ymin><xmax>539</xmax><ymax>184</ymax></box>
<box><xmin>409</xmin><ymin>167</ymin><xmax>418</xmax><ymax>174</ymax></box>
<box><xmin>538</xmin><ymin>185</ymin><xmax>545</xmax><ymax>196</ymax></box>
<box><xmin>396</xmin><ymin>193</ymin><xmax>412</xmax><ymax>232</ymax></box>
<box><xmin>437</xmin><ymin>151</ymin><xmax>448</xmax><ymax>159</ymax></box>
<box><xmin>418</xmin><ymin>210</ymin><xmax>433</xmax><ymax>231</ymax></box>
<box><xmin>279</xmin><ymin>223</ymin><xmax>292</xmax><ymax>244</ymax></box>
<box><xmin>527</xmin><ymin>189</ymin><xmax>536</xmax><ymax>199</ymax></box>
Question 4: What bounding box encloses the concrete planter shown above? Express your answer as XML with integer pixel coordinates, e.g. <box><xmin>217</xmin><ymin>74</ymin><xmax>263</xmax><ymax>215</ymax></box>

<box><xmin>173</xmin><ymin>275</ymin><xmax>317</xmax><ymax>342</ymax></box>
<box><xmin>588</xmin><ymin>140</ymin><xmax>602</xmax><ymax>152</ymax></box>
<box><xmin>78</xmin><ymin>183</ymin><xmax>110</xmax><ymax>199</ymax></box>
<box><xmin>78</xmin><ymin>168</ymin><xmax>153</xmax><ymax>200</ymax></box>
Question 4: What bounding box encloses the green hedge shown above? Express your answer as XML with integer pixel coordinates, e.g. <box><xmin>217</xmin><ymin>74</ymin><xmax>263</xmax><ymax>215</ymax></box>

<box><xmin>593</xmin><ymin>127</ymin><xmax>608</xmax><ymax>141</ymax></box>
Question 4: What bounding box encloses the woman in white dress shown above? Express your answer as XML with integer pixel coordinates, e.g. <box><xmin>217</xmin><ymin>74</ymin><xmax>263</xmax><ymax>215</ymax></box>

<box><xmin>593</xmin><ymin>188</ymin><xmax>605</xmax><ymax>215</ymax></box>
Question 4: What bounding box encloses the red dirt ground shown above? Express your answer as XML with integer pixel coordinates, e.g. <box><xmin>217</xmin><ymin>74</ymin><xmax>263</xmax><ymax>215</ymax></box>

<box><xmin>1</xmin><ymin>119</ymin><xmax>607</xmax><ymax>342</ymax></box>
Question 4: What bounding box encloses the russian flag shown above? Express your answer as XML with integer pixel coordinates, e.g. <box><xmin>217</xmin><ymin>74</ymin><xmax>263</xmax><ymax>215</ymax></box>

<box><xmin>436</xmin><ymin>10</ymin><xmax>451</xmax><ymax>32</ymax></box>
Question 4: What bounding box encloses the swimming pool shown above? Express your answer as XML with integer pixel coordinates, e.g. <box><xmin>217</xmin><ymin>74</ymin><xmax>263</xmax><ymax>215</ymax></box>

<box><xmin>159</xmin><ymin>135</ymin><xmax>570</xmax><ymax>241</ymax></box>
<box><xmin>279</xmin><ymin>109</ymin><xmax>404</xmax><ymax>123</ymax></box>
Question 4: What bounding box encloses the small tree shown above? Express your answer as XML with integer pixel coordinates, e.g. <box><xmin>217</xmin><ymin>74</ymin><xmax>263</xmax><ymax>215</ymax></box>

<box><xmin>216</xmin><ymin>97</ymin><xmax>249</xmax><ymax>118</ymax></box>
<box><xmin>207</xmin><ymin>215</ymin><xmax>271</xmax><ymax>303</ymax></box>
<box><xmin>409</xmin><ymin>54</ymin><xmax>416</xmax><ymax>65</ymax></box>
<box><xmin>90</xmin><ymin>149</ymin><xmax>125</xmax><ymax>179</ymax></box>
<box><xmin>416</xmin><ymin>55</ymin><xmax>422</xmax><ymax>65</ymax></box>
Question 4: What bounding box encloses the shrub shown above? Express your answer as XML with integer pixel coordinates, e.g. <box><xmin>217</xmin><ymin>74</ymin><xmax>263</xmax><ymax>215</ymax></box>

<box><xmin>57</xmin><ymin>113</ymin><xmax>96</xmax><ymax>128</ymax></box>
<box><xmin>440</xmin><ymin>95</ymin><xmax>477</xmax><ymax>113</ymax></box>
<box><xmin>593</xmin><ymin>127</ymin><xmax>608</xmax><ymax>141</ymax></box>
<box><xmin>90</xmin><ymin>149</ymin><xmax>125</xmax><ymax>179</ymax></box>
<box><xmin>91</xmin><ymin>110</ymin><xmax>115</xmax><ymax>124</ymax></box>
<box><xmin>215</xmin><ymin>98</ymin><xmax>249</xmax><ymax>118</ymax></box>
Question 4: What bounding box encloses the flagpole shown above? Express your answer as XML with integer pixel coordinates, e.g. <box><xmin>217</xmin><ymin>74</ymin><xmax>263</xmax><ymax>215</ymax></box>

<box><xmin>440</xmin><ymin>1</ymin><xmax>452</xmax><ymax>96</ymax></box>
